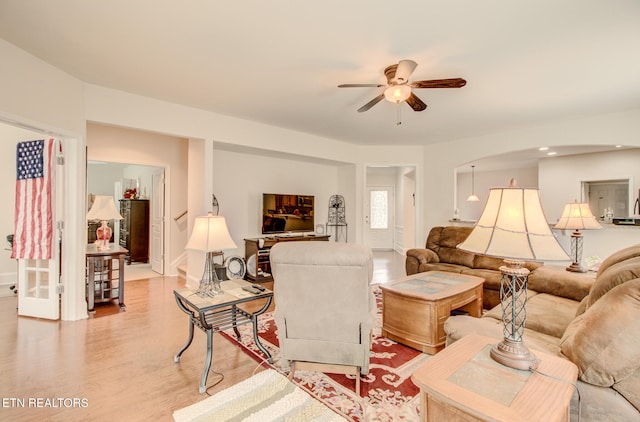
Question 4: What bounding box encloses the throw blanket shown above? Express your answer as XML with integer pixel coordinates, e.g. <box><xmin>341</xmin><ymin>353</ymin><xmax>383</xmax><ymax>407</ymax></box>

<box><xmin>173</xmin><ymin>369</ymin><xmax>346</xmax><ymax>422</ymax></box>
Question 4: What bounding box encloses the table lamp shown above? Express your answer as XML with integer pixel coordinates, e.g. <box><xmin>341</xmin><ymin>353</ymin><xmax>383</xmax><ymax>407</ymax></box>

<box><xmin>186</xmin><ymin>212</ymin><xmax>237</xmax><ymax>297</ymax></box>
<box><xmin>553</xmin><ymin>200</ymin><xmax>602</xmax><ymax>272</ymax></box>
<box><xmin>87</xmin><ymin>195</ymin><xmax>123</xmax><ymax>250</ymax></box>
<box><xmin>457</xmin><ymin>179</ymin><xmax>569</xmax><ymax>370</ymax></box>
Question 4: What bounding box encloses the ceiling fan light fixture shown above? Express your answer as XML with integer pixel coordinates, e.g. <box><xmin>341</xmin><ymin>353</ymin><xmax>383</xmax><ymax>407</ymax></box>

<box><xmin>384</xmin><ymin>84</ymin><xmax>411</xmax><ymax>103</ymax></box>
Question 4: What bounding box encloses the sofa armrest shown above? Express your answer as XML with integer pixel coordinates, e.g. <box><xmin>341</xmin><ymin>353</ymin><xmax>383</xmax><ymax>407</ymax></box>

<box><xmin>407</xmin><ymin>248</ymin><xmax>439</xmax><ymax>264</ymax></box>
<box><xmin>406</xmin><ymin>248</ymin><xmax>439</xmax><ymax>275</ymax></box>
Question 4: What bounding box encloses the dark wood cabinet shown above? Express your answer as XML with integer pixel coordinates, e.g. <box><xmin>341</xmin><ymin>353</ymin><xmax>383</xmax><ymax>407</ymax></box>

<box><xmin>119</xmin><ymin>199</ymin><xmax>149</xmax><ymax>264</ymax></box>
<box><xmin>244</xmin><ymin>235</ymin><xmax>330</xmax><ymax>282</ymax></box>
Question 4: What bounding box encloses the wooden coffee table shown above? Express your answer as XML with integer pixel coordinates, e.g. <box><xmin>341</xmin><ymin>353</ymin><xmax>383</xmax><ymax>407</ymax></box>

<box><xmin>380</xmin><ymin>271</ymin><xmax>483</xmax><ymax>354</ymax></box>
<box><xmin>411</xmin><ymin>333</ymin><xmax>578</xmax><ymax>421</ymax></box>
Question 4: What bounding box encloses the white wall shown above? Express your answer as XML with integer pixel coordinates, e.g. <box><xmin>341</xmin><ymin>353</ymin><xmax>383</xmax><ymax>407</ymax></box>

<box><xmin>211</xmin><ymin>148</ymin><xmax>339</xmax><ymax>258</ymax></box>
<box><xmin>0</xmin><ymin>39</ymin><xmax>87</xmax><ymax>319</ymax></box>
<box><xmin>400</xmin><ymin>168</ymin><xmax>416</xmax><ymax>251</ymax></box>
<box><xmin>539</xmin><ymin>148</ymin><xmax>640</xmax><ymax>221</ymax></box>
<box><xmin>455</xmin><ymin>166</ymin><xmax>538</xmax><ymax>221</ymax></box>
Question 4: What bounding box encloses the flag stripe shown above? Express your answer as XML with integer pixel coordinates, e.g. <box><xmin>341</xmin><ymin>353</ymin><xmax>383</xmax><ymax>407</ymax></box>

<box><xmin>12</xmin><ymin>138</ymin><xmax>56</xmax><ymax>260</ymax></box>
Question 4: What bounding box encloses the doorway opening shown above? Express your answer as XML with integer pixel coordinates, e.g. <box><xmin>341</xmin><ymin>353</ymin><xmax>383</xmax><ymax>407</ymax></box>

<box><xmin>87</xmin><ymin>161</ymin><xmax>165</xmax><ymax>278</ymax></box>
<box><xmin>364</xmin><ymin>166</ymin><xmax>416</xmax><ymax>253</ymax></box>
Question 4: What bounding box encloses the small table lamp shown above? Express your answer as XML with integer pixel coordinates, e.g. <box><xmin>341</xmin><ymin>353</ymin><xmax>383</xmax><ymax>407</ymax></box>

<box><xmin>457</xmin><ymin>179</ymin><xmax>569</xmax><ymax>370</ymax></box>
<box><xmin>554</xmin><ymin>200</ymin><xmax>602</xmax><ymax>272</ymax></box>
<box><xmin>186</xmin><ymin>212</ymin><xmax>237</xmax><ymax>297</ymax></box>
<box><xmin>87</xmin><ymin>195</ymin><xmax>123</xmax><ymax>250</ymax></box>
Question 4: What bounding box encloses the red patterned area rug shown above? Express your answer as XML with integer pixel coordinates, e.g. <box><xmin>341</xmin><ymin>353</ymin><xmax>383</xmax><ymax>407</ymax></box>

<box><xmin>221</xmin><ymin>286</ymin><xmax>429</xmax><ymax>421</ymax></box>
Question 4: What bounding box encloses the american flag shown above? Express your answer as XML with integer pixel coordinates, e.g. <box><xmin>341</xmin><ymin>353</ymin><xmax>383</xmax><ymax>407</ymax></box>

<box><xmin>12</xmin><ymin>139</ymin><xmax>56</xmax><ymax>260</ymax></box>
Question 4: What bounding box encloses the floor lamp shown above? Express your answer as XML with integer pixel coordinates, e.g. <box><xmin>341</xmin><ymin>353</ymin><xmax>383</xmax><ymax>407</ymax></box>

<box><xmin>458</xmin><ymin>179</ymin><xmax>569</xmax><ymax>370</ymax></box>
<box><xmin>554</xmin><ymin>200</ymin><xmax>602</xmax><ymax>273</ymax></box>
<box><xmin>186</xmin><ymin>212</ymin><xmax>237</xmax><ymax>297</ymax></box>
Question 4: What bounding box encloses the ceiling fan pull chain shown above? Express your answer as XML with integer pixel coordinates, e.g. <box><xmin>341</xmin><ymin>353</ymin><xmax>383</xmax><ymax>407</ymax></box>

<box><xmin>397</xmin><ymin>102</ymin><xmax>402</xmax><ymax>125</ymax></box>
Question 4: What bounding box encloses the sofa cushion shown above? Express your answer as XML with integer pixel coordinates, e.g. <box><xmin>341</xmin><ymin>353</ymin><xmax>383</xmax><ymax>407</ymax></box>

<box><xmin>482</xmin><ymin>290</ymin><xmax>538</xmax><ymax>319</ymax></box>
<box><xmin>560</xmin><ymin>278</ymin><xmax>640</xmax><ymax>390</ymax></box>
<box><xmin>444</xmin><ymin>315</ymin><xmax>564</xmax><ymax>357</ymax></box>
<box><xmin>587</xmin><ymin>256</ymin><xmax>640</xmax><ymax>308</ymax></box>
<box><xmin>438</xmin><ymin>248</ymin><xmax>475</xmax><ymax>268</ymax></box>
<box><xmin>427</xmin><ymin>226</ymin><xmax>475</xmax><ymax>268</ymax></box>
<box><xmin>460</xmin><ymin>268</ymin><xmax>501</xmax><ymax>290</ymax></box>
<box><xmin>612</xmin><ymin>368</ymin><xmax>640</xmax><ymax>414</ymax></box>
<box><xmin>435</xmin><ymin>226</ymin><xmax>472</xmax><ymax>248</ymax></box>
<box><xmin>521</xmin><ymin>293</ymin><xmax>579</xmax><ymax>338</ymax></box>
<box><xmin>596</xmin><ymin>243</ymin><xmax>640</xmax><ymax>277</ymax></box>
<box><xmin>528</xmin><ymin>265</ymin><xmax>594</xmax><ymax>302</ymax></box>
<box><xmin>472</xmin><ymin>254</ymin><xmax>504</xmax><ymax>271</ymax></box>
<box><xmin>419</xmin><ymin>262</ymin><xmax>466</xmax><ymax>274</ymax></box>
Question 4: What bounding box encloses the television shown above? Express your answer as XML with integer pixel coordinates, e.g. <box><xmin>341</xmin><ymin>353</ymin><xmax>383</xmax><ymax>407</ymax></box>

<box><xmin>261</xmin><ymin>193</ymin><xmax>315</xmax><ymax>235</ymax></box>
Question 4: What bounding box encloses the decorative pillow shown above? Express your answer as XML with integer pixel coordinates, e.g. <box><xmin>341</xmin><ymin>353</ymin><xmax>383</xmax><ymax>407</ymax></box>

<box><xmin>587</xmin><ymin>256</ymin><xmax>640</xmax><ymax>308</ymax></box>
<box><xmin>560</xmin><ymin>278</ymin><xmax>640</xmax><ymax>387</ymax></box>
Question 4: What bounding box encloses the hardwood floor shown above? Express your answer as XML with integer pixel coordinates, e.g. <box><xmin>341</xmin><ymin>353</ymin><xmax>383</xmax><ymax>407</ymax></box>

<box><xmin>0</xmin><ymin>251</ymin><xmax>405</xmax><ymax>421</ymax></box>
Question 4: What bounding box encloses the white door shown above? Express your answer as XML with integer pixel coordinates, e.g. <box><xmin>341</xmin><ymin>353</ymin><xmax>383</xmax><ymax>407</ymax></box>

<box><xmin>366</xmin><ymin>186</ymin><xmax>395</xmax><ymax>250</ymax></box>
<box><xmin>17</xmin><ymin>258</ymin><xmax>59</xmax><ymax>319</ymax></box>
<box><xmin>15</xmin><ymin>137</ymin><xmax>61</xmax><ymax>319</ymax></box>
<box><xmin>150</xmin><ymin>169</ymin><xmax>165</xmax><ymax>274</ymax></box>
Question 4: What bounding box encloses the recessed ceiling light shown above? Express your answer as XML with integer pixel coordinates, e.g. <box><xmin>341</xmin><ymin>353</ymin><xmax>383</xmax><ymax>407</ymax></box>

<box><xmin>615</xmin><ymin>145</ymin><xmax>623</xmax><ymax>148</ymax></box>
<box><xmin>538</xmin><ymin>147</ymin><xmax>549</xmax><ymax>151</ymax></box>
<box><xmin>547</xmin><ymin>151</ymin><xmax>557</xmax><ymax>156</ymax></box>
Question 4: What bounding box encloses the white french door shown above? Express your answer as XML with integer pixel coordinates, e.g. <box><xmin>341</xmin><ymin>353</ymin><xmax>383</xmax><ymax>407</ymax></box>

<box><xmin>16</xmin><ymin>138</ymin><xmax>62</xmax><ymax>320</ymax></box>
<box><xmin>17</xmin><ymin>257</ymin><xmax>59</xmax><ymax>319</ymax></box>
<box><xmin>365</xmin><ymin>185</ymin><xmax>395</xmax><ymax>250</ymax></box>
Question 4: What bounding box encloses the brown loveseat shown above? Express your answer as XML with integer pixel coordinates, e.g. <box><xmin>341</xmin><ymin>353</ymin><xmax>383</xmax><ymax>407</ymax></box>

<box><xmin>438</xmin><ymin>237</ymin><xmax>640</xmax><ymax>420</ymax></box>
<box><xmin>406</xmin><ymin>226</ymin><xmax>593</xmax><ymax>310</ymax></box>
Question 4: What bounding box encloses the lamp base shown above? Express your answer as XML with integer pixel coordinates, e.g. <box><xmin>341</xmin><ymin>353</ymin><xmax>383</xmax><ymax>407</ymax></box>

<box><xmin>493</xmin><ymin>260</ymin><xmax>539</xmax><ymax>371</ymax></box>
<box><xmin>95</xmin><ymin>220</ymin><xmax>112</xmax><ymax>251</ymax></box>
<box><xmin>566</xmin><ymin>230</ymin><xmax>585</xmax><ymax>272</ymax></box>
<box><xmin>195</xmin><ymin>251</ymin><xmax>223</xmax><ymax>298</ymax></box>
<box><xmin>490</xmin><ymin>338</ymin><xmax>539</xmax><ymax>370</ymax></box>
<box><xmin>566</xmin><ymin>262</ymin><xmax>586</xmax><ymax>273</ymax></box>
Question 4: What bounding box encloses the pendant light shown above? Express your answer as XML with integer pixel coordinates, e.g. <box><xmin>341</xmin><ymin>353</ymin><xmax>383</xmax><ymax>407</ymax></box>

<box><xmin>467</xmin><ymin>165</ymin><xmax>480</xmax><ymax>202</ymax></box>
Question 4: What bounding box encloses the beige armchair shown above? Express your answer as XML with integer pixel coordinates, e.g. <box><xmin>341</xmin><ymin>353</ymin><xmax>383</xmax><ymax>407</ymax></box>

<box><xmin>270</xmin><ymin>241</ymin><xmax>374</xmax><ymax>395</ymax></box>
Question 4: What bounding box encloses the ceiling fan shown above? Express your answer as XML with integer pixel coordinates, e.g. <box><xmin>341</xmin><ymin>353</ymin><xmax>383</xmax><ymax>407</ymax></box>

<box><xmin>338</xmin><ymin>59</ymin><xmax>466</xmax><ymax>113</ymax></box>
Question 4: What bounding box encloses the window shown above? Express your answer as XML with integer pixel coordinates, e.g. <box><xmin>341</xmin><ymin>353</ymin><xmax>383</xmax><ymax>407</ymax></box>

<box><xmin>370</xmin><ymin>190</ymin><xmax>388</xmax><ymax>229</ymax></box>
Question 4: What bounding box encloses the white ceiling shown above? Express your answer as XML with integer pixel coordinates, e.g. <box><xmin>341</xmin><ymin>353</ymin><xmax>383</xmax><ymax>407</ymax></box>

<box><xmin>1</xmin><ymin>1</ymin><xmax>639</xmax><ymax>148</ymax></box>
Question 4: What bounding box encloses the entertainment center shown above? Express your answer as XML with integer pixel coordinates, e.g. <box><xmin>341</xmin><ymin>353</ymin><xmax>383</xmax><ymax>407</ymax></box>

<box><xmin>244</xmin><ymin>234</ymin><xmax>330</xmax><ymax>282</ymax></box>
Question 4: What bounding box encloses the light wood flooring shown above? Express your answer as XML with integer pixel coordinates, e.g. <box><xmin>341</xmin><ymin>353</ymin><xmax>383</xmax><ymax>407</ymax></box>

<box><xmin>0</xmin><ymin>251</ymin><xmax>405</xmax><ymax>422</ymax></box>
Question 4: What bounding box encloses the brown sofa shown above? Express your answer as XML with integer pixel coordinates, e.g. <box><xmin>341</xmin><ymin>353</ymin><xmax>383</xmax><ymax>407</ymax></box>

<box><xmin>406</xmin><ymin>226</ymin><xmax>593</xmax><ymax>310</ymax></box>
<box><xmin>441</xmin><ymin>239</ymin><xmax>640</xmax><ymax>421</ymax></box>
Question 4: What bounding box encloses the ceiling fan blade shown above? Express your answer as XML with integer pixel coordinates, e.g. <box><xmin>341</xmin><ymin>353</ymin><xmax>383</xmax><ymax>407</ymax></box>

<box><xmin>394</xmin><ymin>60</ymin><xmax>418</xmax><ymax>83</ymax></box>
<box><xmin>357</xmin><ymin>93</ymin><xmax>385</xmax><ymax>113</ymax></box>
<box><xmin>411</xmin><ymin>78</ymin><xmax>467</xmax><ymax>89</ymax></box>
<box><xmin>384</xmin><ymin>64</ymin><xmax>397</xmax><ymax>84</ymax></box>
<box><xmin>338</xmin><ymin>83</ymin><xmax>385</xmax><ymax>88</ymax></box>
<box><xmin>405</xmin><ymin>93</ymin><xmax>427</xmax><ymax>112</ymax></box>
